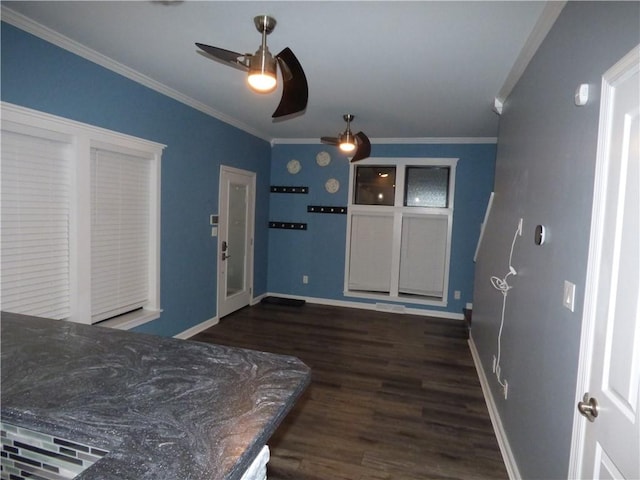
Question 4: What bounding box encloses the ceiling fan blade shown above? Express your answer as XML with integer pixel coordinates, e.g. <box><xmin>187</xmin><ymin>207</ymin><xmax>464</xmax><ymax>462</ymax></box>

<box><xmin>195</xmin><ymin>43</ymin><xmax>249</xmax><ymax>71</ymax></box>
<box><xmin>351</xmin><ymin>132</ymin><xmax>371</xmax><ymax>162</ymax></box>
<box><xmin>272</xmin><ymin>47</ymin><xmax>308</xmax><ymax>118</ymax></box>
<box><xmin>321</xmin><ymin>136</ymin><xmax>339</xmax><ymax>145</ymax></box>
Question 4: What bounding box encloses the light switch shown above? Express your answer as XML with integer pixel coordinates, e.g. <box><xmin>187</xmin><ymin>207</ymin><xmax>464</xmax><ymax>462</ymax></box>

<box><xmin>574</xmin><ymin>83</ymin><xmax>589</xmax><ymax>107</ymax></box>
<box><xmin>563</xmin><ymin>280</ymin><xmax>576</xmax><ymax>312</ymax></box>
<box><xmin>575</xmin><ymin>84</ymin><xmax>589</xmax><ymax>106</ymax></box>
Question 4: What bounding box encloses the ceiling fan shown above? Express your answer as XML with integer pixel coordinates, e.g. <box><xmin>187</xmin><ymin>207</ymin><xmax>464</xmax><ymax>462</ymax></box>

<box><xmin>196</xmin><ymin>15</ymin><xmax>308</xmax><ymax>118</ymax></box>
<box><xmin>321</xmin><ymin>114</ymin><xmax>371</xmax><ymax>162</ymax></box>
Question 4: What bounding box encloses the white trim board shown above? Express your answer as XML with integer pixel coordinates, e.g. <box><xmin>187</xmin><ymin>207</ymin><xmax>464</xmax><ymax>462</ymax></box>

<box><xmin>2</xmin><ymin>102</ymin><xmax>166</xmax><ymax>151</ymax></box>
<box><xmin>1</xmin><ymin>6</ymin><xmax>271</xmax><ymax>143</ymax></box>
<box><xmin>468</xmin><ymin>334</ymin><xmax>521</xmax><ymax>480</ymax></box>
<box><xmin>272</xmin><ymin>137</ymin><xmax>498</xmax><ymax>145</ymax></box>
<box><xmin>474</xmin><ymin>192</ymin><xmax>495</xmax><ymax>262</ymax></box>
<box><xmin>2</xmin><ymin>3</ymin><xmax>559</xmax><ymax>144</ymax></box>
<box><xmin>264</xmin><ymin>293</ymin><xmax>465</xmax><ymax>321</ymax></box>
<box><xmin>173</xmin><ymin>316</ymin><xmax>219</xmax><ymax>340</ymax></box>
<box><xmin>3</xmin><ymin>6</ymin><xmax>504</xmax><ymax>148</ymax></box>
<box><xmin>495</xmin><ymin>1</ymin><xmax>566</xmax><ymax>108</ymax></box>
<box><xmin>174</xmin><ymin>294</ymin><xmax>464</xmax><ymax>340</ymax></box>
<box><xmin>251</xmin><ymin>293</ymin><xmax>268</xmax><ymax>305</ymax></box>
<box><xmin>176</xmin><ymin>292</ymin><xmax>264</xmax><ymax>339</ymax></box>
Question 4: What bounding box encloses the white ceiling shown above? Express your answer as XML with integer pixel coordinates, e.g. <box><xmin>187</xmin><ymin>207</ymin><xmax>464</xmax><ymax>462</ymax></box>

<box><xmin>2</xmin><ymin>1</ymin><xmax>556</xmax><ymax>142</ymax></box>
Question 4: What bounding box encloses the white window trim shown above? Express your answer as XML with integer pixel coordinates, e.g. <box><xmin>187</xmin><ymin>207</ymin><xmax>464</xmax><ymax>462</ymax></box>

<box><xmin>1</xmin><ymin>102</ymin><xmax>164</xmax><ymax>328</ymax></box>
<box><xmin>344</xmin><ymin>157</ymin><xmax>457</xmax><ymax>307</ymax></box>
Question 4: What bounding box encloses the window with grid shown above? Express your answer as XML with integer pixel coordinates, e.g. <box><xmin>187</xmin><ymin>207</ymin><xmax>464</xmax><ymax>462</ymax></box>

<box><xmin>1</xmin><ymin>103</ymin><xmax>163</xmax><ymax>327</ymax></box>
<box><xmin>345</xmin><ymin>159</ymin><xmax>456</xmax><ymax>306</ymax></box>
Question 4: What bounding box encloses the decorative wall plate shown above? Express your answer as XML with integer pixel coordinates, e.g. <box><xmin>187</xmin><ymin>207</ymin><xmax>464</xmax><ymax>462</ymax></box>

<box><xmin>316</xmin><ymin>151</ymin><xmax>331</xmax><ymax>167</ymax></box>
<box><xmin>325</xmin><ymin>178</ymin><xmax>340</xmax><ymax>193</ymax></box>
<box><xmin>286</xmin><ymin>159</ymin><xmax>301</xmax><ymax>174</ymax></box>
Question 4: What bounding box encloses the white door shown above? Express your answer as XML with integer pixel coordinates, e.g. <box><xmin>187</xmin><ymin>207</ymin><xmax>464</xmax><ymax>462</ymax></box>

<box><xmin>217</xmin><ymin>166</ymin><xmax>255</xmax><ymax>318</ymax></box>
<box><xmin>569</xmin><ymin>46</ymin><xmax>640</xmax><ymax>479</ymax></box>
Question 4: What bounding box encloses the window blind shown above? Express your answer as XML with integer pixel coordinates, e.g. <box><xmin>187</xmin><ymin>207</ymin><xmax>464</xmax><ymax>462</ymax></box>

<box><xmin>1</xmin><ymin>130</ymin><xmax>71</xmax><ymax>319</ymax></box>
<box><xmin>399</xmin><ymin>214</ymin><xmax>448</xmax><ymax>297</ymax></box>
<box><xmin>348</xmin><ymin>213</ymin><xmax>394</xmax><ymax>293</ymax></box>
<box><xmin>90</xmin><ymin>149</ymin><xmax>151</xmax><ymax>322</ymax></box>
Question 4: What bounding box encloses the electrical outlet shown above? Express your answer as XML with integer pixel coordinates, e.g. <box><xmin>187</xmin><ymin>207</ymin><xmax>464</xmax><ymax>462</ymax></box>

<box><xmin>492</xmin><ymin>355</ymin><xmax>497</xmax><ymax>373</ymax></box>
<box><xmin>503</xmin><ymin>381</ymin><xmax>509</xmax><ymax>399</ymax></box>
<box><xmin>302</xmin><ymin>275</ymin><xmax>309</xmax><ymax>284</ymax></box>
<box><xmin>454</xmin><ymin>290</ymin><xmax>461</xmax><ymax>300</ymax></box>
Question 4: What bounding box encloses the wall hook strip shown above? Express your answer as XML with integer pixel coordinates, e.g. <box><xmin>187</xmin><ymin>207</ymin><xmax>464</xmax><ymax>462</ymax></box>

<box><xmin>270</xmin><ymin>186</ymin><xmax>309</xmax><ymax>194</ymax></box>
<box><xmin>269</xmin><ymin>222</ymin><xmax>307</xmax><ymax>230</ymax></box>
<box><xmin>307</xmin><ymin>206</ymin><xmax>347</xmax><ymax>214</ymax></box>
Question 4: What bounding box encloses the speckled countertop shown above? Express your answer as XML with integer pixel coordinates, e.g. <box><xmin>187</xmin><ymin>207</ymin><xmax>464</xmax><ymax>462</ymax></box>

<box><xmin>0</xmin><ymin>312</ymin><xmax>310</xmax><ymax>479</ymax></box>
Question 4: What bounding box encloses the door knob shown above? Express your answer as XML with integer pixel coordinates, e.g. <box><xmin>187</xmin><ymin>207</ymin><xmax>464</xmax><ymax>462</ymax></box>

<box><xmin>577</xmin><ymin>393</ymin><xmax>599</xmax><ymax>422</ymax></box>
<box><xmin>221</xmin><ymin>240</ymin><xmax>230</xmax><ymax>260</ymax></box>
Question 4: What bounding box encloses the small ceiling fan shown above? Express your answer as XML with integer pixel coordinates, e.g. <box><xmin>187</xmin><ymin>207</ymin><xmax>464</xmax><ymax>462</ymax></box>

<box><xmin>196</xmin><ymin>15</ymin><xmax>308</xmax><ymax>118</ymax></box>
<box><xmin>321</xmin><ymin>114</ymin><xmax>371</xmax><ymax>162</ymax></box>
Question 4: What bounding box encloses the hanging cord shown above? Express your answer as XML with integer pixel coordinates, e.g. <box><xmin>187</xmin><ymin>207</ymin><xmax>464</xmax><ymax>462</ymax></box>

<box><xmin>490</xmin><ymin>219</ymin><xmax>522</xmax><ymax>388</ymax></box>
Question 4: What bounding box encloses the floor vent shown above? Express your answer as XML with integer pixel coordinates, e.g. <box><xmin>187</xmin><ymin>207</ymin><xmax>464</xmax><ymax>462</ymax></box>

<box><xmin>375</xmin><ymin>303</ymin><xmax>406</xmax><ymax>313</ymax></box>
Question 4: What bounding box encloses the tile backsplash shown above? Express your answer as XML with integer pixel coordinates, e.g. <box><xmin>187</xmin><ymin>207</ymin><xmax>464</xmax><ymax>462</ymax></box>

<box><xmin>1</xmin><ymin>422</ymin><xmax>108</xmax><ymax>480</ymax></box>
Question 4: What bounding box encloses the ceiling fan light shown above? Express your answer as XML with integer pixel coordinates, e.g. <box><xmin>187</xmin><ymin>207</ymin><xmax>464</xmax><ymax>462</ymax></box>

<box><xmin>339</xmin><ymin>141</ymin><xmax>356</xmax><ymax>152</ymax></box>
<box><xmin>248</xmin><ymin>47</ymin><xmax>277</xmax><ymax>93</ymax></box>
<box><xmin>339</xmin><ymin>131</ymin><xmax>356</xmax><ymax>152</ymax></box>
<box><xmin>248</xmin><ymin>72</ymin><xmax>277</xmax><ymax>92</ymax></box>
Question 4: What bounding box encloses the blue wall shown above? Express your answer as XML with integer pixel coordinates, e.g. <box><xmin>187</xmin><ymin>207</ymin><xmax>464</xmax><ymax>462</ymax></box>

<box><xmin>2</xmin><ymin>20</ymin><xmax>497</xmax><ymax>332</ymax></box>
<box><xmin>269</xmin><ymin>143</ymin><xmax>496</xmax><ymax>315</ymax></box>
<box><xmin>1</xmin><ymin>22</ymin><xmax>272</xmax><ymax>337</ymax></box>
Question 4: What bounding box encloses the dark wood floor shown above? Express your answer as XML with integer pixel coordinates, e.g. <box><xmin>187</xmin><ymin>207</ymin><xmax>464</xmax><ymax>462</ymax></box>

<box><xmin>192</xmin><ymin>302</ymin><xmax>508</xmax><ymax>480</ymax></box>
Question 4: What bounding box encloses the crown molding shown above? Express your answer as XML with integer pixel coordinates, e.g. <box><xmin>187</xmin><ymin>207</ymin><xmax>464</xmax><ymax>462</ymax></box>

<box><xmin>3</xmin><ymin>6</ymin><xmax>506</xmax><ymax>147</ymax></box>
<box><xmin>272</xmin><ymin>137</ymin><xmax>497</xmax><ymax>145</ymax></box>
<box><xmin>1</xmin><ymin>6</ymin><xmax>272</xmax><ymax>143</ymax></box>
<box><xmin>495</xmin><ymin>1</ymin><xmax>567</xmax><ymax>108</ymax></box>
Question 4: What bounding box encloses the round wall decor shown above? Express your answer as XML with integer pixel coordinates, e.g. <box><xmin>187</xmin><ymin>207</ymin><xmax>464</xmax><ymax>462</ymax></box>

<box><xmin>287</xmin><ymin>159</ymin><xmax>301</xmax><ymax>174</ymax></box>
<box><xmin>316</xmin><ymin>151</ymin><xmax>331</xmax><ymax>167</ymax></box>
<box><xmin>325</xmin><ymin>178</ymin><xmax>340</xmax><ymax>193</ymax></box>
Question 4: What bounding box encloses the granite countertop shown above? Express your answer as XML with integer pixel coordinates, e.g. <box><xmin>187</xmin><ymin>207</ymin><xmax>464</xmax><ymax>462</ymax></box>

<box><xmin>0</xmin><ymin>312</ymin><xmax>310</xmax><ymax>479</ymax></box>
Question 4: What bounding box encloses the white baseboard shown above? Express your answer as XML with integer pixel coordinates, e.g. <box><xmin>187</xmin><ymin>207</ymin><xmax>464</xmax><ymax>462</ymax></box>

<box><xmin>468</xmin><ymin>334</ymin><xmax>521</xmax><ymax>479</ymax></box>
<box><xmin>173</xmin><ymin>316</ymin><xmax>219</xmax><ymax>340</ymax></box>
<box><xmin>251</xmin><ymin>292</ymin><xmax>268</xmax><ymax>305</ymax></box>
<box><xmin>177</xmin><ymin>294</ymin><xmax>462</xmax><ymax>338</ymax></box>
<box><xmin>263</xmin><ymin>293</ymin><xmax>464</xmax><ymax>320</ymax></box>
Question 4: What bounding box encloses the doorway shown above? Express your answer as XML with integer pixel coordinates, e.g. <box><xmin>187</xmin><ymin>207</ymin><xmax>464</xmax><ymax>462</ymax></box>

<box><xmin>217</xmin><ymin>166</ymin><xmax>256</xmax><ymax>318</ymax></box>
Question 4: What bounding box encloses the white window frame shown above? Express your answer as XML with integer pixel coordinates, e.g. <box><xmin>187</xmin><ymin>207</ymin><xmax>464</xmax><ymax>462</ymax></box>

<box><xmin>1</xmin><ymin>102</ymin><xmax>164</xmax><ymax>329</ymax></box>
<box><xmin>344</xmin><ymin>157</ymin><xmax>457</xmax><ymax>307</ymax></box>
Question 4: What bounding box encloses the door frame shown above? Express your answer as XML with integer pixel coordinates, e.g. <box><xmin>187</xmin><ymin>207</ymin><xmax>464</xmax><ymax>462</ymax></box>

<box><xmin>568</xmin><ymin>45</ymin><xmax>640</xmax><ymax>478</ymax></box>
<box><xmin>217</xmin><ymin>165</ymin><xmax>256</xmax><ymax>319</ymax></box>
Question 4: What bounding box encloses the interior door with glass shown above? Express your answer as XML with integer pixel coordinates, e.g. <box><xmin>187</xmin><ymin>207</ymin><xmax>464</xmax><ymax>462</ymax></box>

<box><xmin>217</xmin><ymin>166</ymin><xmax>255</xmax><ymax>318</ymax></box>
